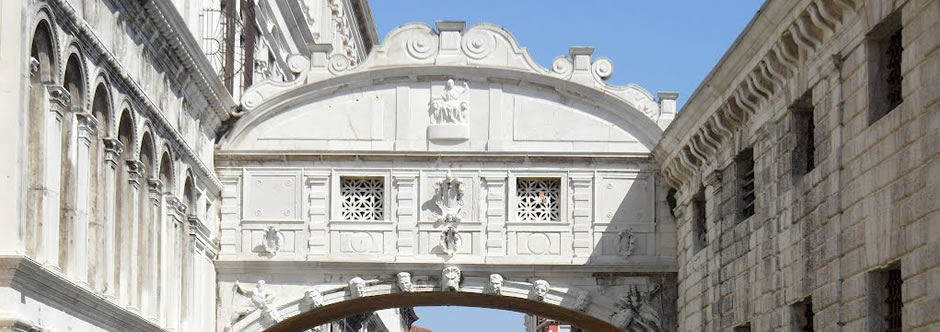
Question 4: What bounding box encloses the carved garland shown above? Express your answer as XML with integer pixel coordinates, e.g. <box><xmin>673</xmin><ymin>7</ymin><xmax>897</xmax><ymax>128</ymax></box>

<box><xmin>660</xmin><ymin>0</ymin><xmax>857</xmax><ymax>191</ymax></box>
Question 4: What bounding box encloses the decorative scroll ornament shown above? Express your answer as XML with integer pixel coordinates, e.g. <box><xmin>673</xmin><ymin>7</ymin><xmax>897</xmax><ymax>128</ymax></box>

<box><xmin>428</xmin><ymin>79</ymin><xmax>471</xmax><ymax>140</ymax></box>
<box><xmin>532</xmin><ymin>280</ymin><xmax>550</xmax><ymax>301</ymax></box>
<box><xmin>262</xmin><ymin>226</ymin><xmax>282</xmax><ymax>256</ymax></box>
<box><xmin>618</xmin><ymin>229</ymin><xmax>636</xmax><ymax>257</ymax></box>
<box><xmin>349</xmin><ymin>277</ymin><xmax>367</xmax><ymax>298</ymax></box>
<box><xmin>230</xmin><ymin>280</ymin><xmax>280</xmax><ymax>327</ymax></box>
<box><xmin>397</xmin><ymin>272</ymin><xmax>414</xmax><ymax>293</ymax></box>
<box><xmin>434</xmin><ymin>171</ymin><xmax>465</xmax><ymax>223</ymax></box>
<box><xmin>439</xmin><ymin>225</ymin><xmax>462</xmax><ymax>256</ymax></box>
<box><xmin>441</xmin><ymin>267</ymin><xmax>461</xmax><ymax>291</ymax></box>
<box><xmin>488</xmin><ymin>274</ymin><xmax>504</xmax><ymax>295</ymax></box>
<box><xmin>303</xmin><ymin>288</ymin><xmax>325</xmax><ymax>310</ymax></box>
<box><xmin>575</xmin><ymin>290</ymin><xmax>591</xmax><ymax>311</ymax></box>
<box><xmin>612</xmin><ymin>285</ymin><xmax>664</xmax><ymax>331</ymax></box>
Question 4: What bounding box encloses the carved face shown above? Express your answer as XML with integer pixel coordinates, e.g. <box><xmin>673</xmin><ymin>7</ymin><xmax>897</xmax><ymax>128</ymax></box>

<box><xmin>446</xmin><ymin>79</ymin><xmax>455</xmax><ymax>89</ymax></box>
<box><xmin>575</xmin><ymin>290</ymin><xmax>590</xmax><ymax>311</ymax></box>
<box><xmin>441</xmin><ymin>267</ymin><xmax>461</xmax><ymax>291</ymax></box>
<box><xmin>533</xmin><ymin>280</ymin><xmax>550</xmax><ymax>300</ymax></box>
<box><xmin>397</xmin><ymin>272</ymin><xmax>413</xmax><ymax>292</ymax></box>
<box><xmin>349</xmin><ymin>277</ymin><xmax>366</xmax><ymax>298</ymax></box>
<box><xmin>489</xmin><ymin>274</ymin><xmax>504</xmax><ymax>294</ymax></box>
<box><xmin>305</xmin><ymin>289</ymin><xmax>324</xmax><ymax>308</ymax></box>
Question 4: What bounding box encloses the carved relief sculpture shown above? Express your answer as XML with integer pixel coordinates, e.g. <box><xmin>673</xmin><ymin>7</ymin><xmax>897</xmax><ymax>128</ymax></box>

<box><xmin>575</xmin><ymin>290</ymin><xmax>591</xmax><ymax>311</ymax></box>
<box><xmin>441</xmin><ymin>267</ymin><xmax>461</xmax><ymax>291</ymax></box>
<box><xmin>349</xmin><ymin>277</ymin><xmax>367</xmax><ymax>298</ymax></box>
<box><xmin>434</xmin><ymin>171</ymin><xmax>465</xmax><ymax>223</ymax></box>
<box><xmin>612</xmin><ymin>285</ymin><xmax>664</xmax><ymax>331</ymax></box>
<box><xmin>303</xmin><ymin>288</ymin><xmax>325</xmax><ymax>310</ymax></box>
<box><xmin>488</xmin><ymin>274</ymin><xmax>504</xmax><ymax>295</ymax></box>
<box><xmin>532</xmin><ymin>280</ymin><xmax>550</xmax><ymax>301</ymax></box>
<box><xmin>427</xmin><ymin>79</ymin><xmax>471</xmax><ymax>140</ymax></box>
<box><xmin>262</xmin><ymin>226</ymin><xmax>282</xmax><ymax>257</ymax></box>
<box><xmin>618</xmin><ymin>228</ymin><xmax>636</xmax><ymax>257</ymax></box>
<box><xmin>397</xmin><ymin>272</ymin><xmax>414</xmax><ymax>293</ymax></box>
<box><xmin>439</xmin><ymin>225</ymin><xmax>461</xmax><ymax>256</ymax></box>
<box><xmin>230</xmin><ymin>280</ymin><xmax>280</xmax><ymax>327</ymax></box>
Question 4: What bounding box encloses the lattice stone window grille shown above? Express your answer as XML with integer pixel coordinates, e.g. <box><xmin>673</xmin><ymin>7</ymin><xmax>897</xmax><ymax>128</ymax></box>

<box><xmin>516</xmin><ymin>178</ymin><xmax>561</xmax><ymax>221</ymax></box>
<box><xmin>340</xmin><ymin>177</ymin><xmax>385</xmax><ymax>221</ymax></box>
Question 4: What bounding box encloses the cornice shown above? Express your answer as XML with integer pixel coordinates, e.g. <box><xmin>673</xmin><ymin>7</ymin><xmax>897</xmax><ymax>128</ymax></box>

<box><xmin>45</xmin><ymin>0</ymin><xmax>226</xmax><ymax>193</ymax></box>
<box><xmin>653</xmin><ymin>0</ymin><xmax>858</xmax><ymax>190</ymax></box>
<box><xmin>0</xmin><ymin>255</ymin><xmax>164</xmax><ymax>332</ymax></box>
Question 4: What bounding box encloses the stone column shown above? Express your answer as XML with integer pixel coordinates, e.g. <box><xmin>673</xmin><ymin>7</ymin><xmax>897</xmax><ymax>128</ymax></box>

<box><xmin>481</xmin><ymin>173</ymin><xmax>507</xmax><ymax>257</ymax></box>
<box><xmin>101</xmin><ymin>138</ymin><xmax>122</xmax><ymax>298</ymax></box>
<box><xmin>305</xmin><ymin>171</ymin><xmax>330</xmax><ymax>257</ymax></box>
<box><xmin>38</xmin><ymin>85</ymin><xmax>68</xmax><ymax>268</ymax></box>
<box><xmin>68</xmin><ymin>112</ymin><xmax>97</xmax><ymax>284</ymax></box>
<box><xmin>144</xmin><ymin>179</ymin><xmax>163</xmax><ymax>321</ymax></box>
<box><xmin>569</xmin><ymin>173</ymin><xmax>594</xmax><ymax>262</ymax></box>
<box><xmin>123</xmin><ymin>159</ymin><xmax>143</xmax><ymax>310</ymax></box>
<box><xmin>164</xmin><ymin>196</ymin><xmax>185</xmax><ymax>331</ymax></box>
<box><xmin>392</xmin><ymin>172</ymin><xmax>418</xmax><ymax>258</ymax></box>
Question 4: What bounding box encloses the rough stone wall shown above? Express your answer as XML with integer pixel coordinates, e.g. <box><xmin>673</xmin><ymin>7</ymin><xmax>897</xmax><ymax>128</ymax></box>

<box><xmin>668</xmin><ymin>0</ymin><xmax>940</xmax><ymax>331</ymax></box>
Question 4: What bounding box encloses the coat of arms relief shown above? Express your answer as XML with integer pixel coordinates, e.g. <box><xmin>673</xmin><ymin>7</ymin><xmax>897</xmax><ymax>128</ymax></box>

<box><xmin>433</xmin><ymin>171</ymin><xmax>465</xmax><ymax>256</ymax></box>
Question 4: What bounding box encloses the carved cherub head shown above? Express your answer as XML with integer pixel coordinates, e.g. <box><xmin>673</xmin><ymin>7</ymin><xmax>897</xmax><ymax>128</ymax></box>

<box><xmin>533</xmin><ymin>280</ymin><xmax>550</xmax><ymax>301</ymax></box>
<box><xmin>349</xmin><ymin>277</ymin><xmax>366</xmax><ymax>298</ymax></box>
<box><xmin>489</xmin><ymin>274</ymin><xmax>504</xmax><ymax>294</ymax></box>
<box><xmin>304</xmin><ymin>288</ymin><xmax>324</xmax><ymax>309</ymax></box>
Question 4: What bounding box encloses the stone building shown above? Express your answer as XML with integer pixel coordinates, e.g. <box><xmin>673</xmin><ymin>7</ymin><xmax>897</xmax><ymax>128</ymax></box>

<box><xmin>655</xmin><ymin>0</ymin><xmax>940</xmax><ymax>331</ymax></box>
<box><xmin>1</xmin><ymin>0</ymin><xmax>936</xmax><ymax>331</ymax></box>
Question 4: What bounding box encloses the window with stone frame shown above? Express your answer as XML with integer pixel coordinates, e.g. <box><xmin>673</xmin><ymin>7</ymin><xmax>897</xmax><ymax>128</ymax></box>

<box><xmin>870</xmin><ymin>266</ymin><xmax>903</xmax><ymax>332</ymax></box>
<box><xmin>868</xmin><ymin>11</ymin><xmax>903</xmax><ymax>124</ymax></box>
<box><xmin>736</xmin><ymin>148</ymin><xmax>756</xmax><ymax>221</ymax></box>
<box><xmin>692</xmin><ymin>186</ymin><xmax>707</xmax><ymax>252</ymax></box>
<box><xmin>792</xmin><ymin>297</ymin><xmax>815</xmax><ymax>332</ymax></box>
<box><xmin>516</xmin><ymin>178</ymin><xmax>561</xmax><ymax>221</ymax></box>
<box><xmin>340</xmin><ymin>177</ymin><xmax>385</xmax><ymax>221</ymax></box>
<box><xmin>791</xmin><ymin>90</ymin><xmax>816</xmax><ymax>176</ymax></box>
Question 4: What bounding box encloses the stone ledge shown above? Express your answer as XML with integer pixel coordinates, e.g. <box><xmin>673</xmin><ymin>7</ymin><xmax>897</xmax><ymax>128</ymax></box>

<box><xmin>0</xmin><ymin>256</ymin><xmax>165</xmax><ymax>332</ymax></box>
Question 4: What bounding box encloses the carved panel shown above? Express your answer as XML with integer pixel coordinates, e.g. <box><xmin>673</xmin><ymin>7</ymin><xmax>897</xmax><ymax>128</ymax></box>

<box><xmin>598</xmin><ymin>174</ymin><xmax>651</xmax><ymax>224</ymax></box>
<box><xmin>597</xmin><ymin>231</ymin><xmax>648</xmax><ymax>257</ymax></box>
<box><xmin>514</xmin><ymin>232</ymin><xmax>562</xmax><ymax>256</ymax></box>
<box><xmin>242</xmin><ymin>170</ymin><xmax>303</xmax><ymax>222</ymax></box>
<box><xmin>246</xmin><ymin>228</ymin><xmax>296</xmax><ymax>254</ymax></box>
<box><xmin>336</xmin><ymin>231</ymin><xmax>385</xmax><ymax>254</ymax></box>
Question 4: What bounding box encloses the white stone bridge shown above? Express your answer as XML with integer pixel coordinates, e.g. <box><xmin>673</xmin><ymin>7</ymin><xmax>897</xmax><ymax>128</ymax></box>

<box><xmin>215</xmin><ymin>21</ymin><xmax>678</xmax><ymax>332</ymax></box>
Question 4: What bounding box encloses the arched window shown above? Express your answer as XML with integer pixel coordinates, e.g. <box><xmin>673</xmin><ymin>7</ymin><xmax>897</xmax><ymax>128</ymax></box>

<box><xmin>59</xmin><ymin>53</ymin><xmax>85</xmax><ymax>271</ymax></box>
<box><xmin>88</xmin><ymin>83</ymin><xmax>111</xmax><ymax>290</ymax></box>
<box><xmin>138</xmin><ymin>132</ymin><xmax>158</xmax><ymax>315</ymax></box>
<box><xmin>114</xmin><ymin>109</ymin><xmax>134</xmax><ymax>305</ymax></box>
<box><xmin>25</xmin><ymin>20</ymin><xmax>56</xmax><ymax>257</ymax></box>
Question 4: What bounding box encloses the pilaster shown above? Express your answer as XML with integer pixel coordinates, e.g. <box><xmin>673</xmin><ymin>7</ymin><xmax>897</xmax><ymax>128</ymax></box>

<box><xmin>218</xmin><ymin>170</ymin><xmax>240</xmax><ymax>260</ymax></box>
<box><xmin>144</xmin><ymin>179</ymin><xmax>163</xmax><ymax>321</ymax></box>
<box><xmin>569</xmin><ymin>173</ymin><xmax>594</xmax><ymax>260</ymax></box>
<box><xmin>392</xmin><ymin>172</ymin><xmax>418</xmax><ymax>258</ymax></box>
<box><xmin>124</xmin><ymin>159</ymin><xmax>143</xmax><ymax>310</ymax></box>
<box><xmin>67</xmin><ymin>112</ymin><xmax>97</xmax><ymax>285</ymax></box>
<box><xmin>305</xmin><ymin>170</ymin><xmax>330</xmax><ymax>257</ymax></box>
<box><xmin>100</xmin><ymin>138</ymin><xmax>121</xmax><ymax>298</ymax></box>
<box><xmin>38</xmin><ymin>85</ymin><xmax>69</xmax><ymax>269</ymax></box>
<box><xmin>481</xmin><ymin>173</ymin><xmax>507</xmax><ymax>257</ymax></box>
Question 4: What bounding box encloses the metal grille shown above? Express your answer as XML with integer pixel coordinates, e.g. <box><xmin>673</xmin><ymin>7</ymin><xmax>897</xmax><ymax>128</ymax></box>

<box><xmin>738</xmin><ymin>149</ymin><xmax>755</xmax><ymax>219</ymax></box>
<box><xmin>517</xmin><ymin>178</ymin><xmax>561</xmax><ymax>221</ymax></box>
<box><xmin>884</xmin><ymin>29</ymin><xmax>903</xmax><ymax>111</ymax></box>
<box><xmin>885</xmin><ymin>269</ymin><xmax>903</xmax><ymax>332</ymax></box>
<box><xmin>340</xmin><ymin>177</ymin><xmax>384</xmax><ymax>221</ymax></box>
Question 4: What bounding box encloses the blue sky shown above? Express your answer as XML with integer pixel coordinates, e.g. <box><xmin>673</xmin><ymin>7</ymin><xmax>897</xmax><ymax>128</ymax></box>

<box><xmin>369</xmin><ymin>1</ymin><xmax>763</xmax><ymax>330</ymax></box>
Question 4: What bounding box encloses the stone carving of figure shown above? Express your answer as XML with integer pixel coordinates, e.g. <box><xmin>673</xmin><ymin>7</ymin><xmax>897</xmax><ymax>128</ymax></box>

<box><xmin>434</xmin><ymin>171</ymin><xmax>465</xmax><ymax>223</ymax></box>
<box><xmin>397</xmin><ymin>272</ymin><xmax>414</xmax><ymax>293</ymax></box>
<box><xmin>575</xmin><ymin>290</ymin><xmax>591</xmax><ymax>311</ymax></box>
<box><xmin>489</xmin><ymin>274</ymin><xmax>504</xmax><ymax>295</ymax></box>
<box><xmin>441</xmin><ymin>267</ymin><xmax>461</xmax><ymax>291</ymax></box>
<box><xmin>230</xmin><ymin>280</ymin><xmax>280</xmax><ymax>327</ymax></box>
<box><xmin>349</xmin><ymin>277</ymin><xmax>367</xmax><ymax>298</ymax></box>
<box><xmin>532</xmin><ymin>280</ymin><xmax>550</xmax><ymax>301</ymax></box>
<box><xmin>304</xmin><ymin>288</ymin><xmax>325</xmax><ymax>310</ymax></box>
<box><xmin>429</xmin><ymin>79</ymin><xmax>470</xmax><ymax>125</ymax></box>
<box><xmin>612</xmin><ymin>285</ymin><xmax>663</xmax><ymax>331</ymax></box>
<box><xmin>262</xmin><ymin>226</ymin><xmax>282</xmax><ymax>256</ymax></box>
<box><xmin>439</xmin><ymin>225</ymin><xmax>461</xmax><ymax>256</ymax></box>
<box><xmin>618</xmin><ymin>229</ymin><xmax>636</xmax><ymax>257</ymax></box>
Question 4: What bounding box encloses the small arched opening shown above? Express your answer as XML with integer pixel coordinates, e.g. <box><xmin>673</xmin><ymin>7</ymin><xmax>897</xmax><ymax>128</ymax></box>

<box><xmin>25</xmin><ymin>19</ymin><xmax>57</xmax><ymax>258</ymax></box>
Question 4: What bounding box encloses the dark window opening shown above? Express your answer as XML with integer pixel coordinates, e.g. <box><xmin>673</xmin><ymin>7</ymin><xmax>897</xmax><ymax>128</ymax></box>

<box><xmin>736</xmin><ymin>148</ymin><xmax>755</xmax><ymax>220</ymax></box>
<box><xmin>885</xmin><ymin>268</ymin><xmax>903</xmax><ymax>332</ymax></box>
<box><xmin>793</xmin><ymin>297</ymin><xmax>815</xmax><ymax>332</ymax></box>
<box><xmin>692</xmin><ymin>186</ymin><xmax>707</xmax><ymax>252</ymax></box>
<box><xmin>734</xmin><ymin>323</ymin><xmax>752</xmax><ymax>332</ymax></box>
<box><xmin>791</xmin><ymin>90</ymin><xmax>815</xmax><ymax>176</ymax></box>
<box><xmin>868</xmin><ymin>12</ymin><xmax>903</xmax><ymax>124</ymax></box>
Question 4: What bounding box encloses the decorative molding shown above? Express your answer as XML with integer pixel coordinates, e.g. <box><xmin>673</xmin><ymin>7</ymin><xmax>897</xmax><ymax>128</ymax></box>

<box><xmin>655</xmin><ymin>0</ymin><xmax>857</xmax><ymax>197</ymax></box>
